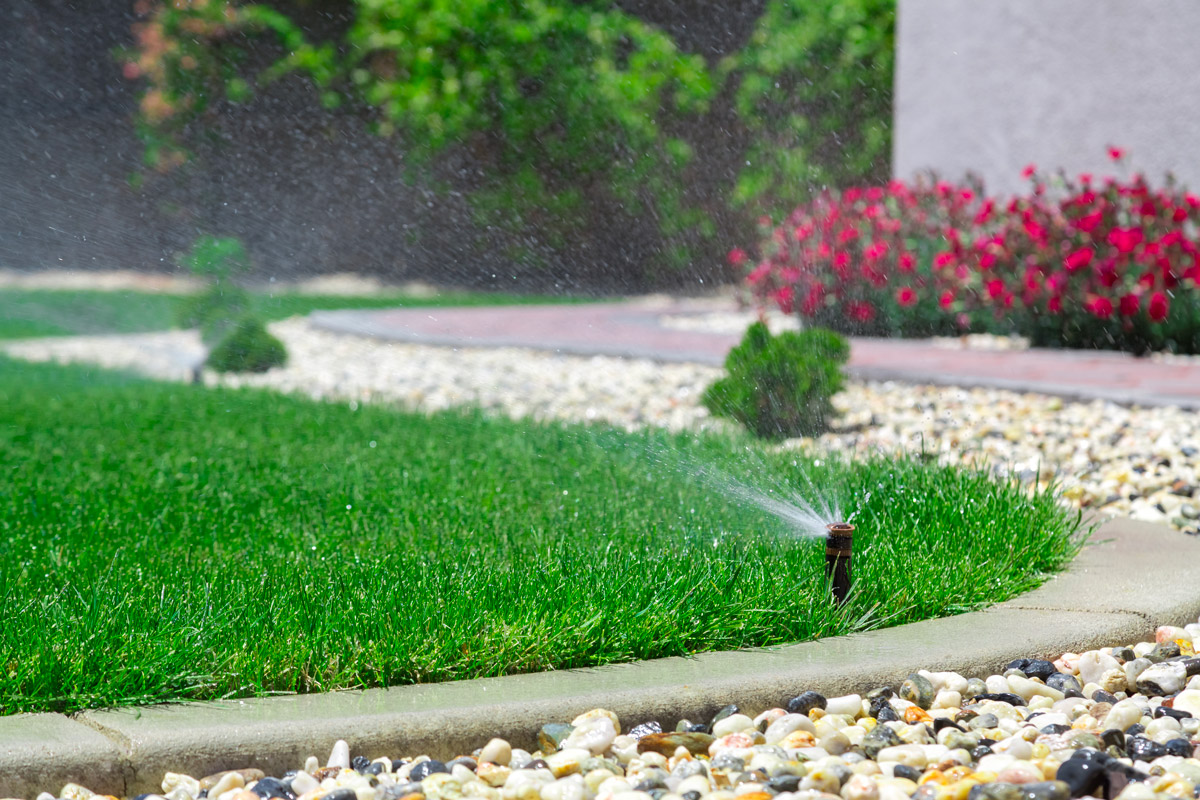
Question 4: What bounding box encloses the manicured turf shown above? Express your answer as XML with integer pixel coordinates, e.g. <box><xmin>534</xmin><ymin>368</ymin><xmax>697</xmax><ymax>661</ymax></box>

<box><xmin>0</xmin><ymin>288</ymin><xmax>588</xmax><ymax>340</ymax></box>
<box><xmin>0</xmin><ymin>357</ymin><xmax>1084</xmax><ymax>715</ymax></box>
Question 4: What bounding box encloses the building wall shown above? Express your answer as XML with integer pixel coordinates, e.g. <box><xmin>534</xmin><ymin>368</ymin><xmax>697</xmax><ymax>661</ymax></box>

<box><xmin>893</xmin><ymin>0</ymin><xmax>1200</xmax><ymax>195</ymax></box>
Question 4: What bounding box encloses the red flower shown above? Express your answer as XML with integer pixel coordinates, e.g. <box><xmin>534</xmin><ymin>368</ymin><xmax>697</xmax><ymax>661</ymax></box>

<box><xmin>846</xmin><ymin>300</ymin><xmax>875</xmax><ymax>322</ymax></box>
<box><xmin>895</xmin><ymin>286</ymin><xmax>918</xmax><ymax>307</ymax></box>
<box><xmin>933</xmin><ymin>252</ymin><xmax>956</xmax><ymax>269</ymax></box>
<box><xmin>1086</xmin><ymin>296</ymin><xmax>1114</xmax><ymax>319</ymax></box>
<box><xmin>801</xmin><ymin>285</ymin><xmax>826</xmax><ymax>316</ymax></box>
<box><xmin>1021</xmin><ymin>164</ymin><xmax>1036</xmax><ymax>179</ymax></box>
<box><xmin>939</xmin><ymin>290</ymin><xmax>956</xmax><ymax>310</ymax></box>
<box><xmin>1063</xmin><ymin>247</ymin><xmax>1094</xmax><ymax>272</ymax></box>
<box><xmin>746</xmin><ymin>262</ymin><xmax>771</xmax><ymax>285</ymax></box>
<box><xmin>1107</xmin><ymin>227</ymin><xmax>1144</xmax><ymax>254</ymax></box>
<box><xmin>1048</xmin><ymin>295</ymin><xmax>1063</xmax><ymax>313</ymax></box>
<box><xmin>1148</xmin><ymin>291</ymin><xmax>1170</xmax><ymax>322</ymax></box>
<box><xmin>1023</xmin><ymin>218</ymin><xmax>1048</xmax><ymax>244</ymax></box>
<box><xmin>1097</xmin><ymin>262</ymin><xmax>1119</xmax><ymax>288</ymax></box>
<box><xmin>974</xmin><ymin>199</ymin><xmax>995</xmax><ymax>225</ymax></box>
<box><xmin>1108</xmin><ymin>146</ymin><xmax>1126</xmax><ymax>162</ymax></box>
<box><xmin>1079</xmin><ymin>173</ymin><xmax>1093</xmax><ymax>185</ymax></box>
<box><xmin>864</xmin><ymin>241</ymin><xmax>889</xmax><ymax>261</ymax></box>
<box><xmin>727</xmin><ymin>248</ymin><xmax>748</xmax><ymax>266</ymax></box>
<box><xmin>772</xmin><ymin>285</ymin><xmax>795</xmax><ymax>315</ymax></box>
<box><xmin>986</xmin><ymin>279</ymin><xmax>1005</xmax><ymax>299</ymax></box>
<box><xmin>898</xmin><ymin>252</ymin><xmax>916</xmax><ymax>273</ymax></box>
<box><xmin>1119</xmin><ymin>293</ymin><xmax>1141</xmax><ymax>317</ymax></box>
<box><xmin>1075</xmin><ymin>210</ymin><xmax>1104</xmax><ymax>233</ymax></box>
<box><xmin>837</xmin><ymin>227</ymin><xmax>859</xmax><ymax>245</ymax></box>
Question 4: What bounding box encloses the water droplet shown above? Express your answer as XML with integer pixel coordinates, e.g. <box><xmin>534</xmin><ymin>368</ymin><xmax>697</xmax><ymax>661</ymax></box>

<box><xmin>369</xmin><ymin>441</ymin><xmax>377</xmax><ymax>448</ymax></box>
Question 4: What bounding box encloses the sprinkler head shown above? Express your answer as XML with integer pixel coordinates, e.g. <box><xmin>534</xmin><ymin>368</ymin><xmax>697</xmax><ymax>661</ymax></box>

<box><xmin>825</xmin><ymin>522</ymin><xmax>854</xmax><ymax>605</ymax></box>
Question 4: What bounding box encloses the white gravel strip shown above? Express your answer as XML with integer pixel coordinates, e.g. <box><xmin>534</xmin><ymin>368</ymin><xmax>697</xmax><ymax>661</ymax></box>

<box><xmin>4</xmin><ymin>317</ymin><xmax>1198</xmax><ymax>534</ymax></box>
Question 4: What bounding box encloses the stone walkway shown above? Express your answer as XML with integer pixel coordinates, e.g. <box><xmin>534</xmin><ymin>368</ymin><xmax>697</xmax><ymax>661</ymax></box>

<box><xmin>309</xmin><ymin>299</ymin><xmax>1200</xmax><ymax>409</ymax></box>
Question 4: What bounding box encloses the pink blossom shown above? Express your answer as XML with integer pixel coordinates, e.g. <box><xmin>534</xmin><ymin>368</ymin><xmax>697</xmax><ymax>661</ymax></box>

<box><xmin>1108</xmin><ymin>227</ymin><xmax>1144</xmax><ymax>254</ymax></box>
<box><xmin>1148</xmin><ymin>292</ymin><xmax>1170</xmax><ymax>322</ymax></box>
<box><xmin>746</xmin><ymin>262</ymin><xmax>771</xmax><ymax>285</ymax></box>
<box><xmin>1063</xmin><ymin>247</ymin><xmax>1094</xmax><ymax>272</ymax></box>
<box><xmin>1086</xmin><ymin>296</ymin><xmax>1114</xmax><ymax>319</ymax></box>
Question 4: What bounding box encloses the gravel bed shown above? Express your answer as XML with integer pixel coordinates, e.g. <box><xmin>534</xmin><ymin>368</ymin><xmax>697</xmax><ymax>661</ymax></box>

<box><xmin>36</xmin><ymin>620</ymin><xmax>1200</xmax><ymax>800</ymax></box>
<box><xmin>4</xmin><ymin>318</ymin><xmax>1197</xmax><ymax>535</ymax></box>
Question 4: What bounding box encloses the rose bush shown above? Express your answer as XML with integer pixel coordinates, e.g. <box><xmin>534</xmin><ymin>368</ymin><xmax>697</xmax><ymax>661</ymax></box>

<box><xmin>738</xmin><ymin>151</ymin><xmax>1200</xmax><ymax>354</ymax></box>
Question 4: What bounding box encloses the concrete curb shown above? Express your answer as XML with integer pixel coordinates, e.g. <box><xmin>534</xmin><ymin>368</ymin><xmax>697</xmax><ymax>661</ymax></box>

<box><xmin>2</xmin><ymin>517</ymin><xmax>1197</xmax><ymax>799</ymax></box>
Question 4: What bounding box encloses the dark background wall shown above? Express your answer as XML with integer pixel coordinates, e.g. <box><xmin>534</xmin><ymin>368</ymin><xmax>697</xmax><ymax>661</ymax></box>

<box><xmin>1</xmin><ymin>0</ymin><xmax>766</xmax><ymax>293</ymax></box>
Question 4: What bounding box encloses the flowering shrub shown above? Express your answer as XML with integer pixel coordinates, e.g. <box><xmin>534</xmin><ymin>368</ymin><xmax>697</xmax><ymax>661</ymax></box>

<box><xmin>734</xmin><ymin>177</ymin><xmax>997</xmax><ymax>337</ymax></box>
<box><xmin>739</xmin><ymin>151</ymin><xmax>1200</xmax><ymax>354</ymax></box>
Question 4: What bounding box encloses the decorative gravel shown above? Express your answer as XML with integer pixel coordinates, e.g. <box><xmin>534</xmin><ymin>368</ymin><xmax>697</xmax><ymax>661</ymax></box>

<box><xmin>3</xmin><ymin>317</ymin><xmax>1197</xmax><ymax>535</ymax></box>
<box><xmin>38</xmin><ymin>620</ymin><xmax>1200</xmax><ymax>800</ymax></box>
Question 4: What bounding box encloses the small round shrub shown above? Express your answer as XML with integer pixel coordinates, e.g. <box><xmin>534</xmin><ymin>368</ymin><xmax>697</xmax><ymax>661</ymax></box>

<box><xmin>702</xmin><ymin>322</ymin><xmax>849</xmax><ymax>440</ymax></box>
<box><xmin>205</xmin><ymin>316</ymin><xmax>287</xmax><ymax>373</ymax></box>
<box><xmin>176</xmin><ymin>283</ymin><xmax>252</xmax><ymax>345</ymax></box>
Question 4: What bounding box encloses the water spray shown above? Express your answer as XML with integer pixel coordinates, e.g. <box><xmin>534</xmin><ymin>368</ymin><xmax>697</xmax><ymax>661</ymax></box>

<box><xmin>824</xmin><ymin>522</ymin><xmax>854</xmax><ymax>605</ymax></box>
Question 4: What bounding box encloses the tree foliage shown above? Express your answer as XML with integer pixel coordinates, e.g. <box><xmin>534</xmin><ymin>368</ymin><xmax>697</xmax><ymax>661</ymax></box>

<box><xmin>122</xmin><ymin>0</ymin><xmax>895</xmax><ymax>284</ymax></box>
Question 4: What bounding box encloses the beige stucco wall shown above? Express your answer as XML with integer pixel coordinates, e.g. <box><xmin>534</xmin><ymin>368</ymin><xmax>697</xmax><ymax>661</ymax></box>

<box><xmin>893</xmin><ymin>0</ymin><xmax>1200</xmax><ymax>196</ymax></box>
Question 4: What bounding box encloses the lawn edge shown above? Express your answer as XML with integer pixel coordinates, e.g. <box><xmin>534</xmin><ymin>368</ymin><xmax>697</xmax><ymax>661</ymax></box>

<box><xmin>1</xmin><ymin>517</ymin><xmax>1196</xmax><ymax>798</ymax></box>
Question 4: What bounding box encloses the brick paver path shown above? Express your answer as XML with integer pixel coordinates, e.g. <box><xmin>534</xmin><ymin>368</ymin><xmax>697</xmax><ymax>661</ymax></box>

<box><xmin>309</xmin><ymin>301</ymin><xmax>1200</xmax><ymax>409</ymax></box>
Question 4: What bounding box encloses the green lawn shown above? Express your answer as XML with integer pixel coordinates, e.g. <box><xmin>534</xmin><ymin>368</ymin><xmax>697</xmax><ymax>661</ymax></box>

<box><xmin>0</xmin><ymin>357</ymin><xmax>1084</xmax><ymax>715</ymax></box>
<box><xmin>0</xmin><ymin>288</ymin><xmax>588</xmax><ymax>340</ymax></box>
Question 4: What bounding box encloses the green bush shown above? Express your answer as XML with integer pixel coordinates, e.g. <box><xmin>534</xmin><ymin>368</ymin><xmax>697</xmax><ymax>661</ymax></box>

<box><xmin>206</xmin><ymin>316</ymin><xmax>288</xmax><ymax>373</ymax></box>
<box><xmin>702</xmin><ymin>322</ymin><xmax>849</xmax><ymax>440</ymax></box>
<box><xmin>174</xmin><ymin>236</ymin><xmax>254</xmax><ymax>345</ymax></box>
<box><xmin>176</xmin><ymin>283</ymin><xmax>252</xmax><ymax>345</ymax></box>
<box><xmin>721</xmin><ymin>0</ymin><xmax>895</xmax><ymax>213</ymax></box>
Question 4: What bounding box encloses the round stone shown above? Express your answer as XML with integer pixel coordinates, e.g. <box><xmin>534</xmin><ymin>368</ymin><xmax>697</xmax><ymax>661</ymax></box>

<box><xmin>785</xmin><ymin>691</ymin><xmax>826</xmax><ymax>715</ymax></box>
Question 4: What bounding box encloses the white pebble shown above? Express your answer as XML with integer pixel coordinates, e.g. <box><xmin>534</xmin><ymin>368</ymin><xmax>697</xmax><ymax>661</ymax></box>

<box><xmin>712</xmin><ymin>714</ymin><xmax>755</xmax><ymax>737</ymax></box>
<box><xmin>1077</xmin><ymin>650</ymin><xmax>1122</xmax><ymax>686</ymax></box>
<box><xmin>824</xmin><ymin>695</ymin><xmax>863</xmax><ymax>717</ymax></box>
<box><xmin>328</xmin><ymin>739</ymin><xmax>350</xmax><ymax>769</ymax></box>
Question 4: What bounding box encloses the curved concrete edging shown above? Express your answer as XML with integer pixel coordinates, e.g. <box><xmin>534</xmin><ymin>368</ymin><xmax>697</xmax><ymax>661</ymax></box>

<box><xmin>2</xmin><ymin>518</ymin><xmax>1198</xmax><ymax>799</ymax></box>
